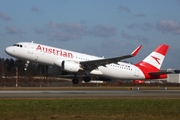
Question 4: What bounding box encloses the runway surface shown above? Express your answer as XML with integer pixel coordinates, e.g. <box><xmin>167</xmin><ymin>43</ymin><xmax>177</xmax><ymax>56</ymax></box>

<box><xmin>0</xmin><ymin>90</ymin><xmax>180</xmax><ymax>98</ymax></box>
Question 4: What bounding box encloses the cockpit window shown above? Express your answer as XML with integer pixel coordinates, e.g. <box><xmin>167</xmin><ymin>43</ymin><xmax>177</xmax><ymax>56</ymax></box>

<box><xmin>13</xmin><ymin>44</ymin><xmax>23</xmax><ymax>48</ymax></box>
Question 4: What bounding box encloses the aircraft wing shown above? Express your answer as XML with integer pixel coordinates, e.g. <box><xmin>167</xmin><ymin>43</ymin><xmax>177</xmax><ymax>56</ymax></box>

<box><xmin>80</xmin><ymin>45</ymin><xmax>142</xmax><ymax>70</ymax></box>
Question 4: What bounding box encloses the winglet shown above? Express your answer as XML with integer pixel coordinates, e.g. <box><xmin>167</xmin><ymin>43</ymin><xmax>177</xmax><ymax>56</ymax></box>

<box><xmin>131</xmin><ymin>45</ymin><xmax>142</xmax><ymax>56</ymax></box>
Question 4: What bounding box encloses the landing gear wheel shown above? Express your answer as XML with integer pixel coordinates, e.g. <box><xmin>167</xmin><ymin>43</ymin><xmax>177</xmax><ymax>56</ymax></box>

<box><xmin>84</xmin><ymin>76</ymin><xmax>91</xmax><ymax>83</ymax></box>
<box><xmin>72</xmin><ymin>78</ymin><xmax>79</xmax><ymax>84</ymax></box>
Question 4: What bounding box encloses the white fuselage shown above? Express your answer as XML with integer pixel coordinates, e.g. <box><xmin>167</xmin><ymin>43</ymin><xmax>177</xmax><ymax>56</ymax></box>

<box><xmin>5</xmin><ymin>42</ymin><xmax>145</xmax><ymax>80</ymax></box>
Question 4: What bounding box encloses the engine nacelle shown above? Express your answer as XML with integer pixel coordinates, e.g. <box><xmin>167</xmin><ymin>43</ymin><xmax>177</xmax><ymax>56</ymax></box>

<box><xmin>61</xmin><ymin>61</ymin><xmax>82</xmax><ymax>72</ymax></box>
<box><xmin>54</xmin><ymin>59</ymin><xmax>63</xmax><ymax>67</ymax></box>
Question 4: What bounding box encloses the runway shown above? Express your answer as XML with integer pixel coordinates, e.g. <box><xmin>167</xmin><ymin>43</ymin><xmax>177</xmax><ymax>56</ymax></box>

<box><xmin>0</xmin><ymin>90</ymin><xmax>180</xmax><ymax>98</ymax></box>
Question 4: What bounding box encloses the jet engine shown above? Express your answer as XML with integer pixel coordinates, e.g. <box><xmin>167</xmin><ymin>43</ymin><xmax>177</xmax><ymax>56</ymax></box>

<box><xmin>61</xmin><ymin>60</ymin><xmax>82</xmax><ymax>72</ymax></box>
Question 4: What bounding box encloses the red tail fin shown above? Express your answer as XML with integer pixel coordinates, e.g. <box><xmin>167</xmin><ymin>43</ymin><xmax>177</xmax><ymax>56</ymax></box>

<box><xmin>135</xmin><ymin>44</ymin><xmax>169</xmax><ymax>79</ymax></box>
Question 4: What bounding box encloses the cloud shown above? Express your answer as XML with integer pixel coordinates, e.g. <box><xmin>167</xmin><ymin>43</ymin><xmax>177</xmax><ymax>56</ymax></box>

<box><xmin>127</xmin><ymin>23</ymin><xmax>153</xmax><ymax>31</ymax></box>
<box><xmin>50</xmin><ymin>32</ymin><xmax>77</xmax><ymax>41</ymax></box>
<box><xmin>82</xmin><ymin>38</ymin><xmax>127</xmax><ymax>57</ymax></box>
<box><xmin>80</xmin><ymin>20</ymin><xmax>88</xmax><ymax>25</ymax></box>
<box><xmin>31</xmin><ymin>7</ymin><xmax>39</xmax><ymax>12</ymax></box>
<box><xmin>134</xmin><ymin>35</ymin><xmax>149</xmax><ymax>44</ymax></box>
<box><xmin>121</xmin><ymin>31</ymin><xmax>133</xmax><ymax>39</ymax></box>
<box><xmin>46</xmin><ymin>21</ymin><xmax>89</xmax><ymax>41</ymax></box>
<box><xmin>35</xmin><ymin>28</ymin><xmax>44</xmax><ymax>34</ymax></box>
<box><xmin>92</xmin><ymin>24</ymin><xmax>116</xmax><ymax>37</ymax></box>
<box><xmin>59</xmin><ymin>22</ymin><xmax>88</xmax><ymax>35</ymax></box>
<box><xmin>100</xmin><ymin>39</ymin><xmax>128</xmax><ymax>56</ymax></box>
<box><xmin>121</xmin><ymin>31</ymin><xmax>149</xmax><ymax>44</ymax></box>
<box><xmin>118</xmin><ymin>6</ymin><xmax>130</xmax><ymax>12</ymax></box>
<box><xmin>134</xmin><ymin>14</ymin><xmax>146</xmax><ymax>18</ymax></box>
<box><xmin>6</xmin><ymin>26</ymin><xmax>25</xmax><ymax>34</ymax></box>
<box><xmin>156</xmin><ymin>20</ymin><xmax>180</xmax><ymax>35</ymax></box>
<box><xmin>0</xmin><ymin>12</ymin><xmax>12</xmax><ymax>21</ymax></box>
<box><xmin>177</xmin><ymin>0</ymin><xmax>180</xmax><ymax>5</ymax></box>
<box><xmin>45</xmin><ymin>21</ymin><xmax>116</xmax><ymax>41</ymax></box>
<box><xmin>47</xmin><ymin>21</ymin><xmax>59</xmax><ymax>29</ymax></box>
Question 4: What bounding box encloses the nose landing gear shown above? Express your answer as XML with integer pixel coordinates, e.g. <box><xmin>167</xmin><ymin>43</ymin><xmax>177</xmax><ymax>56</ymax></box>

<box><xmin>24</xmin><ymin>61</ymin><xmax>30</xmax><ymax>71</ymax></box>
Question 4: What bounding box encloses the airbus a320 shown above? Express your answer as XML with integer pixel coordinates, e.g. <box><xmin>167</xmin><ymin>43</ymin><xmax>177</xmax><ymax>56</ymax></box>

<box><xmin>5</xmin><ymin>41</ymin><xmax>169</xmax><ymax>84</ymax></box>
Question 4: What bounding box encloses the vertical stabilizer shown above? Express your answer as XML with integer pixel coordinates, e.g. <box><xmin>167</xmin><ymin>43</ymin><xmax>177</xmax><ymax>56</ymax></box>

<box><xmin>136</xmin><ymin>44</ymin><xmax>169</xmax><ymax>72</ymax></box>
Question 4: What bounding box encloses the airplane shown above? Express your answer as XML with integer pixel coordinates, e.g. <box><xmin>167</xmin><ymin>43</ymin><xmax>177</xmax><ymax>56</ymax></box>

<box><xmin>5</xmin><ymin>41</ymin><xmax>169</xmax><ymax>84</ymax></box>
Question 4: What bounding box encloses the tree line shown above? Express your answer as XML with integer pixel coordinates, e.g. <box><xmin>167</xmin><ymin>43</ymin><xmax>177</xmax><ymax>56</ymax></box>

<box><xmin>0</xmin><ymin>58</ymin><xmax>50</xmax><ymax>78</ymax></box>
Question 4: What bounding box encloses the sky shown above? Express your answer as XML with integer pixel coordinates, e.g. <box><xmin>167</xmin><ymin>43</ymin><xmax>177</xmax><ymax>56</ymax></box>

<box><xmin>0</xmin><ymin>0</ymin><xmax>180</xmax><ymax>69</ymax></box>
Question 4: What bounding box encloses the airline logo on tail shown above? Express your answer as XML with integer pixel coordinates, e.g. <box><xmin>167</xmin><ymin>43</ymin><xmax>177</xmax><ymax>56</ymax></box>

<box><xmin>151</xmin><ymin>56</ymin><xmax>160</xmax><ymax>65</ymax></box>
<box><xmin>143</xmin><ymin>51</ymin><xmax>165</xmax><ymax>70</ymax></box>
<box><xmin>142</xmin><ymin>44</ymin><xmax>168</xmax><ymax>70</ymax></box>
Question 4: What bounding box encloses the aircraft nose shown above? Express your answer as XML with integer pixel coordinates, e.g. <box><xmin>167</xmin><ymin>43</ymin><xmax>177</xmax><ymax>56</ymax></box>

<box><xmin>5</xmin><ymin>47</ymin><xmax>13</xmax><ymax>55</ymax></box>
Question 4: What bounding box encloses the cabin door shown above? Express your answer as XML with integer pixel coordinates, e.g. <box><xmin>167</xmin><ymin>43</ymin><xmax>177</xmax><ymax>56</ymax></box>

<box><xmin>134</xmin><ymin>67</ymin><xmax>139</xmax><ymax>77</ymax></box>
<box><xmin>28</xmin><ymin>42</ymin><xmax>34</xmax><ymax>54</ymax></box>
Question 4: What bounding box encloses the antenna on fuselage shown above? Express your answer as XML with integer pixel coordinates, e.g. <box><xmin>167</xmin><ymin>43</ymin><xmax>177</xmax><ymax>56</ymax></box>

<box><xmin>31</xmin><ymin>41</ymin><xmax>34</xmax><ymax>43</ymax></box>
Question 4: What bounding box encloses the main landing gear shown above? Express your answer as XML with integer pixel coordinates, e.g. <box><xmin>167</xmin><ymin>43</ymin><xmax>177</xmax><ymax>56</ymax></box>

<box><xmin>72</xmin><ymin>77</ymin><xmax>79</xmax><ymax>84</ymax></box>
<box><xmin>72</xmin><ymin>76</ymin><xmax>91</xmax><ymax>84</ymax></box>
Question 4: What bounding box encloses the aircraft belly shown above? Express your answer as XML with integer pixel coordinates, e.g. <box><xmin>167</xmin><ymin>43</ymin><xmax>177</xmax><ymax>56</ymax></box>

<box><xmin>98</xmin><ymin>66</ymin><xmax>145</xmax><ymax>80</ymax></box>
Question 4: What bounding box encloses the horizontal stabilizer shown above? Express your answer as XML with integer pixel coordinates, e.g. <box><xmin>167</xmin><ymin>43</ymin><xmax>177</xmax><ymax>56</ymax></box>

<box><xmin>149</xmin><ymin>71</ymin><xmax>173</xmax><ymax>75</ymax></box>
<box><xmin>149</xmin><ymin>69</ymin><xmax>178</xmax><ymax>75</ymax></box>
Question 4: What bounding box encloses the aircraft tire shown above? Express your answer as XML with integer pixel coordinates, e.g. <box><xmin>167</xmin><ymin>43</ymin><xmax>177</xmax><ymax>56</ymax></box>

<box><xmin>84</xmin><ymin>76</ymin><xmax>91</xmax><ymax>83</ymax></box>
<box><xmin>72</xmin><ymin>78</ymin><xmax>79</xmax><ymax>84</ymax></box>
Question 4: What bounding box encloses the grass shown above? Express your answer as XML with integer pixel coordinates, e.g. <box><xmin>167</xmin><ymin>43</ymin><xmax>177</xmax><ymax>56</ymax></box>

<box><xmin>0</xmin><ymin>98</ymin><xmax>180</xmax><ymax>120</ymax></box>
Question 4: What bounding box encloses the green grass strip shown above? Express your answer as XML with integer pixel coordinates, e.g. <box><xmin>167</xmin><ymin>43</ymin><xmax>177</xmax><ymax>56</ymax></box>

<box><xmin>0</xmin><ymin>99</ymin><xmax>180</xmax><ymax>120</ymax></box>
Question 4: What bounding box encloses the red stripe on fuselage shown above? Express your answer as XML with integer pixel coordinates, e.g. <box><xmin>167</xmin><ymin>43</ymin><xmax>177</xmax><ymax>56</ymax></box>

<box><xmin>135</xmin><ymin>61</ymin><xmax>167</xmax><ymax>79</ymax></box>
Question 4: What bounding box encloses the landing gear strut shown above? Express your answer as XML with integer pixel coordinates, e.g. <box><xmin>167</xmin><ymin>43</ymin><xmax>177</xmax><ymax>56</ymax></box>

<box><xmin>24</xmin><ymin>61</ymin><xmax>30</xmax><ymax>71</ymax></box>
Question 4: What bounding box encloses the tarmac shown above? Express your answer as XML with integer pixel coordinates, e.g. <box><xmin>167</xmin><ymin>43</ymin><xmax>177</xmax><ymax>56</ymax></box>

<box><xmin>0</xmin><ymin>87</ymin><xmax>180</xmax><ymax>98</ymax></box>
